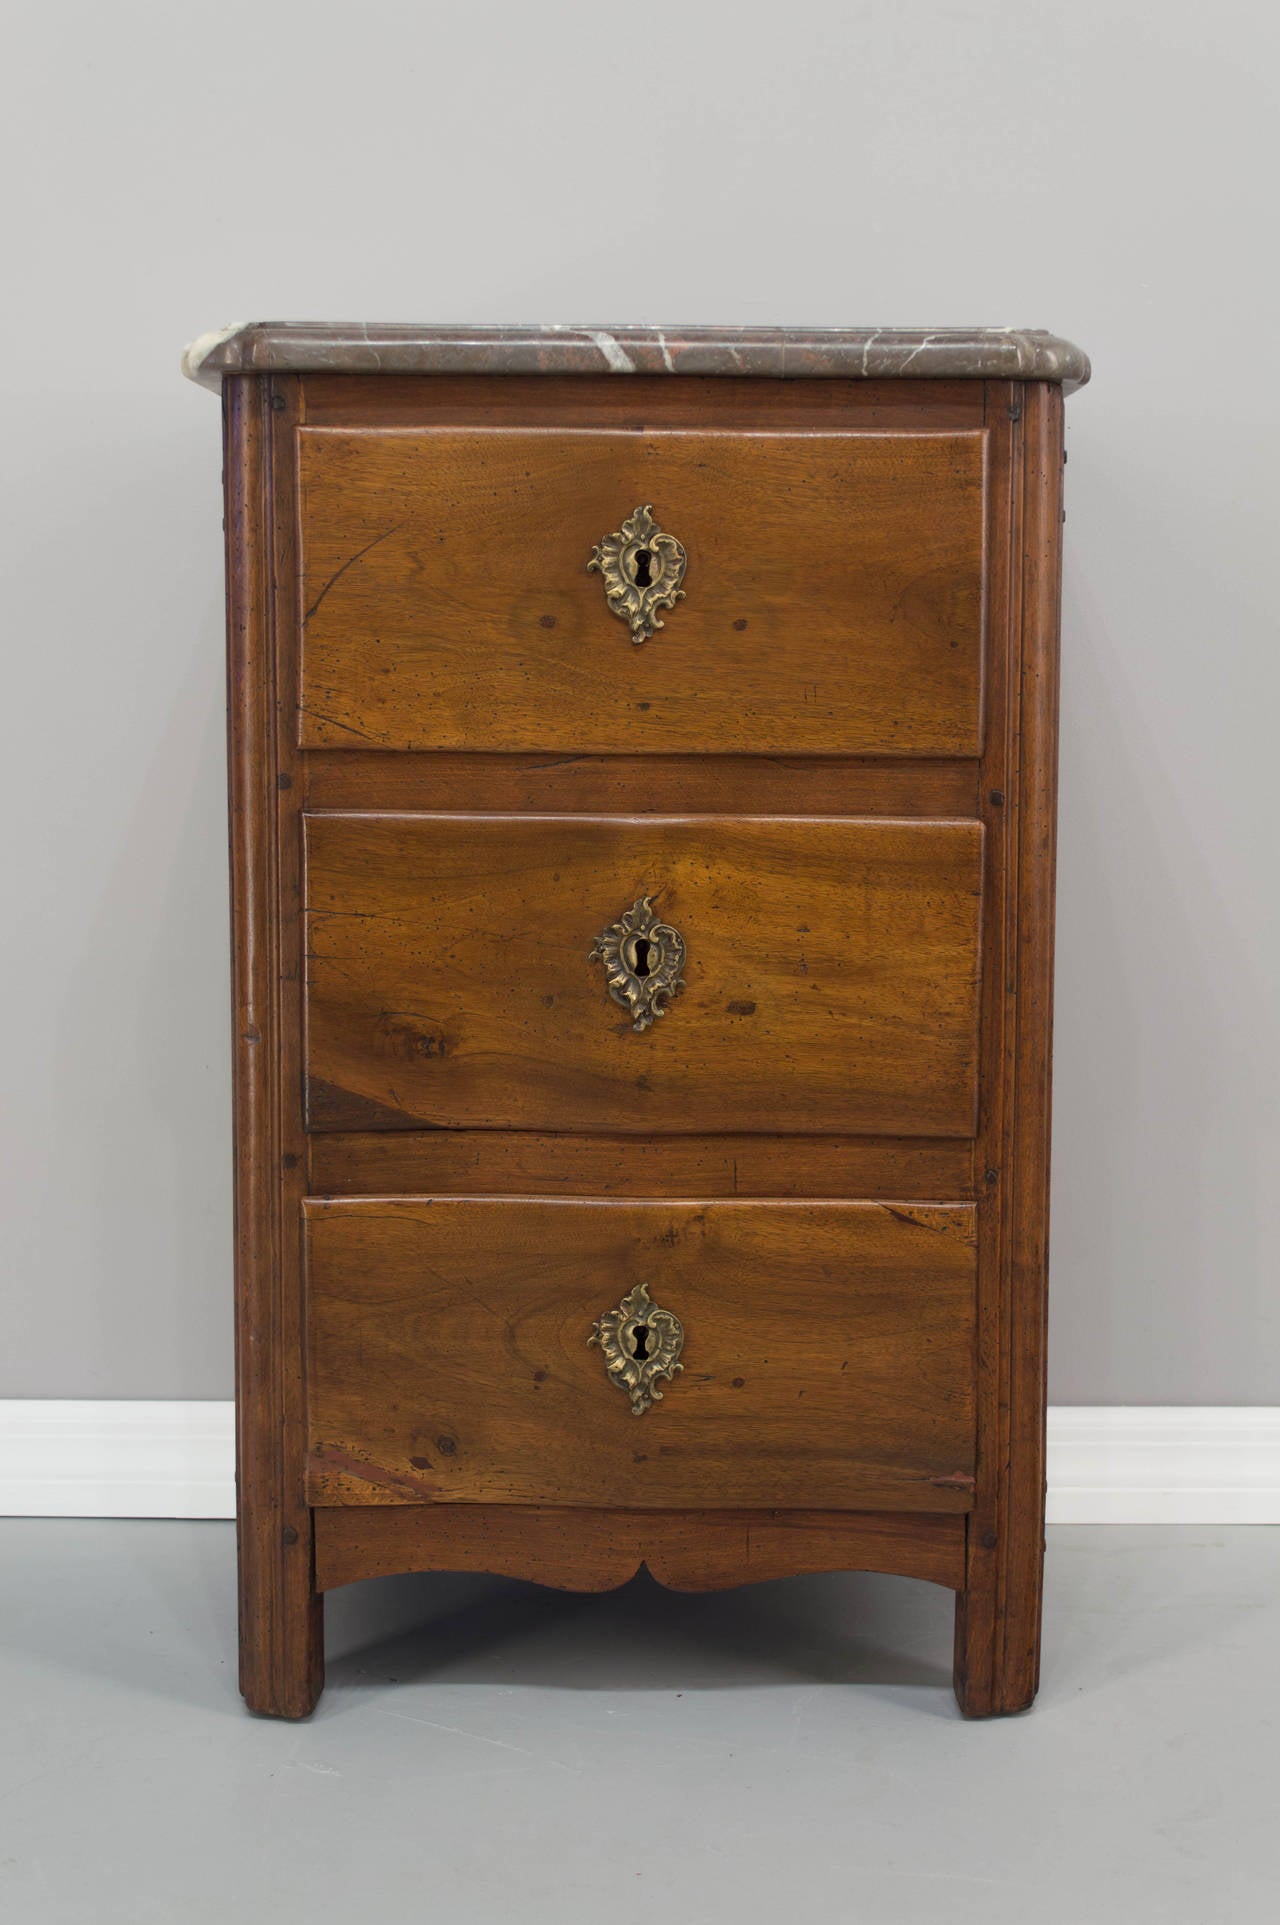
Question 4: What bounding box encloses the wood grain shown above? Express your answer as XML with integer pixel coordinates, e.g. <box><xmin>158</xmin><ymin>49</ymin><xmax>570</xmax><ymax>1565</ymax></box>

<box><xmin>304</xmin><ymin>1198</ymin><xmax>978</xmax><ymax>1512</ymax></box>
<box><xmin>218</xmin><ymin>364</ymin><xmax>1068</xmax><ymax>1717</ymax></box>
<box><xmin>226</xmin><ymin>374</ymin><xmax>322</xmax><ymax>1719</ymax></box>
<box><xmin>308</xmin><ymin>1131</ymin><xmax>976</xmax><ymax>1199</ymax></box>
<box><xmin>304</xmin><ymin>751</ymin><xmax>980</xmax><ymax>819</ymax></box>
<box><xmin>313</xmin><ymin>1504</ymin><xmax>967</xmax><ymax>1594</ymax></box>
<box><xmin>296</xmin><ymin>427</ymin><xmax>987</xmax><ymax>756</ymax></box>
<box><xmin>304</xmin><ymin>813</ymin><xmax>984</xmax><ymax>1137</ymax></box>
<box><xmin>953</xmin><ymin>382</ymin><xmax>1063</xmax><ymax>1717</ymax></box>
<box><xmin>300</xmin><ymin>372</ymin><xmax>989</xmax><ymax>434</ymax></box>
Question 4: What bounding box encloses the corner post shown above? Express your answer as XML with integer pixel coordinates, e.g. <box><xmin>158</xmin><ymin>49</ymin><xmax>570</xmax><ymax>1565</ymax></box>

<box><xmin>955</xmin><ymin>381</ymin><xmax>1064</xmax><ymax>1716</ymax></box>
<box><xmin>225</xmin><ymin>373</ymin><xmax>322</xmax><ymax>1717</ymax></box>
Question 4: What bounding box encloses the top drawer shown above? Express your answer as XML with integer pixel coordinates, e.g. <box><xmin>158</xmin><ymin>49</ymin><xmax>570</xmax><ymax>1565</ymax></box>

<box><xmin>296</xmin><ymin>426</ymin><xmax>986</xmax><ymax>756</ymax></box>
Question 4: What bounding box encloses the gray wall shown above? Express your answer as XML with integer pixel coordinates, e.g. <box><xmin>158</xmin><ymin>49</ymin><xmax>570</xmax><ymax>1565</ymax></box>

<box><xmin>3</xmin><ymin>0</ymin><xmax>1276</xmax><ymax>1403</ymax></box>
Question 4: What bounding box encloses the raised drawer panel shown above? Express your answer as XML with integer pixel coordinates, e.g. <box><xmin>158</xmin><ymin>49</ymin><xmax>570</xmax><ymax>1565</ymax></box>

<box><xmin>296</xmin><ymin>427</ymin><xmax>986</xmax><ymax>756</ymax></box>
<box><xmin>305</xmin><ymin>1198</ymin><xmax>978</xmax><ymax>1511</ymax></box>
<box><xmin>304</xmin><ymin>812</ymin><xmax>984</xmax><ymax>1137</ymax></box>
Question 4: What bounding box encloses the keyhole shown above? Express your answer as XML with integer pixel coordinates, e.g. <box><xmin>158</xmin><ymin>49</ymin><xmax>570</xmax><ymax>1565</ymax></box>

<box><xmin>631</xmin><ymin>1323</ymin><xmax>651</xmax><ymax>1360</ymax></box>
<box><xmin>633</xmin><ymin>937</ymin><xmax>653</xmax><ymax>978</ymax></box>
<box><xmin>632</xmin><ymin>548</ymin><xmax>653</xmax><ymax>588</ymax></box>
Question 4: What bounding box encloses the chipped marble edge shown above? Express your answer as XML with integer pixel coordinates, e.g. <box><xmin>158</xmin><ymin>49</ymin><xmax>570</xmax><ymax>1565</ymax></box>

<box><xmin>182</xmin><ymin>324</ymin><xmax>1090</xmax><ymax>393</ymax></box>
<box><xmin>181</xmin><ymin>322</ymin><xmax>254</xmax><ymax>389</ymax></box>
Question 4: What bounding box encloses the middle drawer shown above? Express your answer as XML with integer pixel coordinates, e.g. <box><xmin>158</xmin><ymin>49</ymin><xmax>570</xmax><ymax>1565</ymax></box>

<box><xmin>304</xmin><ymin>813</ymin><xmax>983</xmax><ymax>1137</ymax></box>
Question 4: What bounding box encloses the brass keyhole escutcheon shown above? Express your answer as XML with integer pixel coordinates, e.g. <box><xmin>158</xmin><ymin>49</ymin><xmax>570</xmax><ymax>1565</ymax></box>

<box><xmin>587</xmin><ymin>505</ymin><xmax>687</xmax><ymax>644</ymax></box>
<box><xmin>589</xmin><ymin>1284</ymin><xmax>684</xmax><ymax>1416</ymax></box>
<box><xmin>590</xmin><ymin>897</ymin><xmax>686</xmax><ymax>1032</ymax></box>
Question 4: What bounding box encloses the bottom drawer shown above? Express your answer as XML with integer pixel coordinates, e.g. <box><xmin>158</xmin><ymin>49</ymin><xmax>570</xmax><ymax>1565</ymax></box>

<box><xmin>305</xmin><ymin>1198</ymin><xmax>977</xmax><ymax>1512</ymax></box>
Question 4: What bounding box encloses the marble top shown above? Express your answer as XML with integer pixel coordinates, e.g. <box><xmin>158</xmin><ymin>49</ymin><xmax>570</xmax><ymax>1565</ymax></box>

<box><xmin>183</xmin><ymin>323</ymin><xmax>1090</xmax><ymax>393</ymax></box>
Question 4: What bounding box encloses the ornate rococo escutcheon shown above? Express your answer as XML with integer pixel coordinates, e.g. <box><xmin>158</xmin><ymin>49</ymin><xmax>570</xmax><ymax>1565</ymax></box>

<box><xmin>587</xmin><ymin>504</ymin><xmax>687</xmax><ymax>644</ymax></box>
<box><xmin>589</xmin><ymin>895</ymin><xmax>686</xmax><ymax>1032</ymax></box>
<box><xmin>588</xmin><ymin>1282</ymin><xmax>685</xmax><ymax>1416</ymax></box>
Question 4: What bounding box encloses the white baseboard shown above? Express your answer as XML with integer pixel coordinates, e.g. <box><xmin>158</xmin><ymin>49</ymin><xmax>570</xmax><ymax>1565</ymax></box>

<box><xmin>0</xmin><ymin>1401</ymin><xmax>235</xmax><ymax>1520</ymax></box>
<box><xmin>1</xmin><ymin>1402</ymin><xmax>1277</xmax><ymax>1524</ymax></box>
<box><xmin>1045</xmin><ymin>1407</ymin><xmax>1280</xmax><ymax>1524</ymax></box>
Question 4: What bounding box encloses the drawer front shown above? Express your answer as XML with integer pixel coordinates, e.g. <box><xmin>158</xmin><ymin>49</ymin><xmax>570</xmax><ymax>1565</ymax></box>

<box><xmin>297</xmin><ymin>427</ymin><xmax>985</xmax><ymax>756</ymax></box>
<box><xmin>305</xmin><ymin>1199</ymin><xmax>977</xmax><ymax>1511</ymax></box>
<box><xmin>305</xmin><ymin>813</ymin><xmax>983</xmax><ymax>1137</ymax></box>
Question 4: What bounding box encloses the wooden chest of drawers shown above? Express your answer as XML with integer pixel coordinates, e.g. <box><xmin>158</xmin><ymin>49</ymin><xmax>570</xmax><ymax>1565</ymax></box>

<box><xmin>186</xmin><ymin>322</ymin><xmax>1088</xmax><ymax>1718</ymax></box>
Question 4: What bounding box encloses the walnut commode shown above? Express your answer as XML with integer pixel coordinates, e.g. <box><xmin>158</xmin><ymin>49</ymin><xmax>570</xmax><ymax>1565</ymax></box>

<box><xmin>186</xmin><ymin>322</ymin><xmax>1089</xmax><ymax>1718</ymax></box>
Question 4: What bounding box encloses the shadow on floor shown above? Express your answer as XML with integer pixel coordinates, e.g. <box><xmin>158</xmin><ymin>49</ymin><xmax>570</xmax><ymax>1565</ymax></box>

<box><xmin>323</xmin><ymin>1565</ymin><xmax>958</xmax><ymax>1713</ymax></box>
<box><xmin>13</xmin><ymin>1521</ymin><xmax>1262</xmax><ymax>1724</ymax></box>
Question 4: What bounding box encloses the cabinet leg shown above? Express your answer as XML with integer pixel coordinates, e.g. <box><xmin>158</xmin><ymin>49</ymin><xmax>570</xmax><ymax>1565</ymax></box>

<box><xmin>237</xmin><ymin>1511</ymin><xmax>325</xmax><ymax>1719</ymax></box>
<box><xmin>952</xmin><ymin>1551</ymin><xmax>1043</xmax><ymax>1718</ymax></box>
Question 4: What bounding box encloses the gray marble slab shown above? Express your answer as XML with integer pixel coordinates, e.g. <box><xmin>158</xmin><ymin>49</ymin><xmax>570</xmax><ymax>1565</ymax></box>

<box><xmin>183</xmin><ymin>322</ymin><xmax>1090</xmax><ymax>393</ymax></box>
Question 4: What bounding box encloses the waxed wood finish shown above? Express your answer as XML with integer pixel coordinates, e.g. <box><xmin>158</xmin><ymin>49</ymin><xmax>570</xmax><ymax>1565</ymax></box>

<box><xmin>308</xmin><ymin>1131</ymin><xmax>976</xmax><ymax>1199</ymax></box>
<box><xmin>218</xmin><ymin>364</ymin><xmax>1068</xmax><ymax>1721</ymax></box>
<box><xmin>952</xmin><ymin>382</ymin><xmax>1063</xmax><ymax>1718</ymax></box>
<box><xmin>313</xmin><ymin>1505</ymin><xmax>967</xmax><ymax>1594</ymax></box>
<box><xmin>304</xmin><ymin>751</ymin><xmax>980</xmax><ymax>819</ymax></box>
<box><xmin>226</xmin><ymin>376</ymin><xmax>322</xmax><ymax>1719</ymax></box>
<box><xmin>305</xmin><ymin>1199</ymin><xmax>978</xmax><ymax>1511</ymax></box>
<box><xmin>300</xmin><ymin>372</ymin><xmax>989</xmax><ymax>435</ymax></box>
<box><xmin>304</xmin><ymin>813</ymin><xmax>984</xmax><ymax>1137</ymax></box>
<box><xmin>296</xmin><ymin>428</ymin><xmax>986</xmax><ymax>755</ymax></box>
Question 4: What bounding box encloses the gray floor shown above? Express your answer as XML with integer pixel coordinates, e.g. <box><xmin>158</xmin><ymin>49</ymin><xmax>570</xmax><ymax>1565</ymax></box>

<box><xmin>0</xmin><ymin>1524</ymin><xmax>1276</xmax><ymax>1923</ymax></box>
